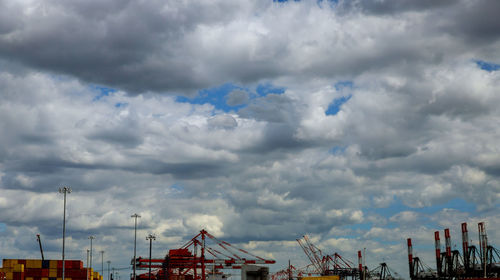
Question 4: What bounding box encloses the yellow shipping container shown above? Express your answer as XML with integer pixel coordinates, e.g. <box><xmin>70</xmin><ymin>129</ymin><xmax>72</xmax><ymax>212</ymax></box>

<box><xmin>42</xmin><ymin>277</ymin><xmax>49</xmax><ymax>280</ymax></box>
<box><xmin>3</xmin><ymin>260</ymin><xmax>17</xmax><ymax>268</ymax></box>
<box><xmin>26</xmin><ymin>277</ymin><xmax>34</xmax><ymax>280</ymax></box>
<box><xmin>13</xmin><ymin>264</ymin><xmax>24</xmax><ymax>273</ymax></box>
<box><xmin>5</xmin><ymin>272</ymin><xmax>13</xmax><ymax>280</ymax></box>
<box><xmin>49</xmin><ymin>261</ymin><xmax>58</xmax><ymax>269</ymax></box>
<box><xmin>33</xmin><ymin>260</ymin><xmax>42</xmax><ymax>269</ymax></box>
<box><xmin>26</xmin><ymin>260</ymin><xmax>41</xmax><ymax>269</ymax></box>
<box><xmin>301</xmin><ymin>276</ymin><xmax>339</xmax><ymax>280</ymax></box>
<box><xmin>49</xmin><ymin>269</ymin><xmax>57</xmax><ymax>277</ymax></box>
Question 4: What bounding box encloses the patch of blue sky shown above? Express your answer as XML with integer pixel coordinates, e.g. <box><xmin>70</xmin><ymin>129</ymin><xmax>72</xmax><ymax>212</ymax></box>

<box><xmin>176</xmin><ymin>82</ymin><xmax>285</xmax><ymax>113</ymax></box>
<box><xmin>170</xmin><ymin>184</ymin><xmax>184</xmax><ymax>192</ymax></box>
<box><xmin>329</xmin><ymin>145</ymin><xmax>347</xmax><ymax>155</ymax></box>
<box><xmin>256</xmin><ymin>82</ymin><xmax>285</xmax><ymax>96</ymax></box>
<box><xmin>176</xmin><ymin>83</ymin><xmax>246</xmax><ymax>112</ymax></box>
<box><xmin>326</xmin><ymin>95</ymin><xmax>352</xmax><ymax>115</ymax></box>
<box><xmin>371</xmin><ymin>197</ymin><xmax>476</xmax><ymax>229</ymax></box>
<box><xmin>475</xmin><ymin>60</ymin><xmax>500</xmax><ymax>72</ymax></box>
<box><xmin>334</xmin><ymin>80</ymin><xmax>354</xmax><ymax>91</ymax></box>
<box><xmin>90</xmin><ymin>85</ymin><xmax>118</xmax><ymax>101</ymax></box>
<box><xmin>167</xmin><ymin>184</ymin><xmax>186</xmax><ymax>198</ymax></box>
<box><xmin>346</xmin><ymin>222</ymin><xmax>373</xmax><ymax>232</ymax></box>
<box><xmin>0</xmin><ymin>223</ymin><xmax>6</xmax><ymax>232</ymax></box>
<box><xmin>115</xmin><ymin>102</ymin><xmax>128</xmax><ymax>108</ymax></box>
<box><xmin>339</xmin><ymin>223</ymin><xmax>401</xmax><ymax>246</ymax></box>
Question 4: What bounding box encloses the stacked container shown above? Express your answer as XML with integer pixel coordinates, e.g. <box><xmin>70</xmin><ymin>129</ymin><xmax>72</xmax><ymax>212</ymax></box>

<box><xmin>1</xmin><ymin>260</ymin><xmax>102</xmax><ymax>280</ymax></box>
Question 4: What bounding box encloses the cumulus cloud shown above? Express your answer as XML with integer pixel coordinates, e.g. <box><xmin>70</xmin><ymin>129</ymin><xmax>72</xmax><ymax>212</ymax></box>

<box><xmin>0</xmin><ymin>0</ymin><xmax>500</xmax><ymax>277</ymax></box>
<box><xmin>226</xmin><ymin>90</ymin><xmax>249</xmax><ymax>106</ymax></box>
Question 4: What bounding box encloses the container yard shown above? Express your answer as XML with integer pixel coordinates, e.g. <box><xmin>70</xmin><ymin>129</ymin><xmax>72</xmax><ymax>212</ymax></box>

<box><xmin>1</xmin><ymin>222</ymin><xmax>498</xmax><ymax>280</ymax></box>
<box><xmin>0</xmin><ymin>259</ymin><xmax>102</xmax><ymax>280</ymax></box>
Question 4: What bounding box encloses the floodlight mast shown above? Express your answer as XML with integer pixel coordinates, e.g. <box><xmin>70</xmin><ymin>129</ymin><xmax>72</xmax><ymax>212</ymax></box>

<box><xmin>146</xmin><ymin>234</ymin><xmax>156</xmax><ymax>280</ymax></box>
<box><xmin>59</xmin><ymin>187</ymin><xmax>72</xmax><ymax>280</ymax></box>
<box><xmin>131</xmin><ymin>214</ymin><xmax>141</xmax><ymax>280</ymax></box>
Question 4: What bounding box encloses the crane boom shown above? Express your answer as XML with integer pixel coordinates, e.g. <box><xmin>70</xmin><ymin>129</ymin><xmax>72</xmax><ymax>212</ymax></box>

<box><xmin>36</xmin><ymin>234</ymin><xmax>45</xmax><ymax>261</ymax></box>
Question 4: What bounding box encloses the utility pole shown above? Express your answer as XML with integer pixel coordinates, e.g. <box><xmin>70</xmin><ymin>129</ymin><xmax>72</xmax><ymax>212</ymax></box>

<box><xmin>107</xmin><ymin>261</ymin><xmax>111</xmax><ymax>280</ymax></box>
<box><xmin>146</xmin><ymin>234</ymin><xmax>156</xmax><ymax>280</ymax></box>
<box><xmin>100</xmin><ymin>251</ymin><xmax>105</xmax><ymax>278</ymax></box>
<box><xmin>363</xmin><ymin>248</ymin><xmax>366</xmax><ymax>280</ymax></box>
<box><xmin>86</xmin><ymin>249</ymin><xmax>90</xmax><ymax>280</ymax></box>
<box><xmin>131</xmin><ymin>214</ymin><xmax>141</xmax><ymax>280</ymax></box>
<box><xmin>89</xmin><ymin>236</ymin><xmax>95</xmax><ymax>273</ymax></box>
<box><xmin>59</xmin><ymin>187</ymin><xmax>71</xmax><ymax>280</ymax></box>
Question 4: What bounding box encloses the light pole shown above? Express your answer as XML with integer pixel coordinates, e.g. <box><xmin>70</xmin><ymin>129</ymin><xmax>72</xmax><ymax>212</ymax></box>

<box><xmin>86</xmin><ymin>249</ymin><xmax>90</xmax><ymax>280</ymax></box>
<box><xmin>89</xmin><ymin>236</ymin><xmax>95</xmax><ymax>274</ymax></box>
<box><xmin>363</xmin><ymin>248</ymin><xmax>366</xmax><ymax>280</ymax></box>
<box><xmin>59</xmin><ymin>187</ymin><xmax>71</xmax><ymax>280</ymax></box>
<box><xmin>131</xmin><ymin>214</ymin><xmax>141</xmax><ymax>280</ymax></box>
<box><xmin>107</xmin><ymin>261</ymin><xmax>111</xmax><ymax>280</ymax></box>
<box><xmin>100</xmin><ymin>251</ymin><xmax>104</xmax><ymax>278</ymax></box>
<box><xmin>146</xmin><ymin>234</ymin><xmax>156</xmax><ymax>280</ymax></box>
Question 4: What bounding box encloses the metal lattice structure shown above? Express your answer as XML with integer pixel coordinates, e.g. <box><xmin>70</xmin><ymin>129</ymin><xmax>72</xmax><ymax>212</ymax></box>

<box><xmin>135</xmin><ymin>229</ymin><xmax>275</xmax><ymax>280</ymax></box>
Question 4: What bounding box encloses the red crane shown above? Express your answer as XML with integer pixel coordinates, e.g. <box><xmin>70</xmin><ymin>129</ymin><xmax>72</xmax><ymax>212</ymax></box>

<box><xmin>296</xmin><ymin>235</ymin><xmax>327</xmax><ymax>274</ymax></box>
<box><xmin>135</xmin><ymin>229</ymin><xmax>275</xmax><ymax>280</ymax></box>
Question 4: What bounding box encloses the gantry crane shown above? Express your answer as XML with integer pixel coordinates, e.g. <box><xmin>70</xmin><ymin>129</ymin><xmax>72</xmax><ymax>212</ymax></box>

<box><xmin>135</xmin><ymin>229</ymin><xmax>275</xmax><ymax>280</ymax></box>
<box><xmin>409</xmin><ymin>221</ymin><xmax>499</xmax><ymax>280</ymax></box>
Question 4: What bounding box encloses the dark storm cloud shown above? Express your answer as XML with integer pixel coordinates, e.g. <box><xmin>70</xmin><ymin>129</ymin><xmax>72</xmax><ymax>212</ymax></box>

<box><xmin>3</xmin><ymin>0</ymin><xmax>493</xmax><ymax>95</ymax></box>
<box><xmin>87</xmin><ymin>128</ymin><xmax>144</xmax><ymax>148</ymax></box>
<box><xmin>340</xmin><ymin>0</ymin><xmax>456</xmax><ymax>14</ymax></box>
<box><xmin>239</xmin><ymin>94</ymin><xmax>299</xmax><ymax>123</ymax></box>
<box><xmin>440</xmin><ymin>1</ymin><xmax>500</xmax><ymax>43</ymax></box>
<box><xmin>132</xmin><ymin>160</ymin><xmax>228</xmax><ymax>179</ymax></box>
<box><xmin>0</xmin><ymin>0</ymin><xmax>246</xmax><ymax>93</ymax></box>
<box><xmin>419</xmin><ymin>93</ymin><xmax>490</xmax><ymax>119</ymax></box>
<box><xmin>5</xmin><ymin>158</ymin><xmax>109</xmax><ymax>175</ymax></box>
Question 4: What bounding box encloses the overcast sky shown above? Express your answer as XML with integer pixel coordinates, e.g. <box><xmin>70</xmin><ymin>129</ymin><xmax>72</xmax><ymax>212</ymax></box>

<box><xmin>0</xmin><ymin>0</ymin><xmax>499</xmax><ymax>279</ymax></box>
